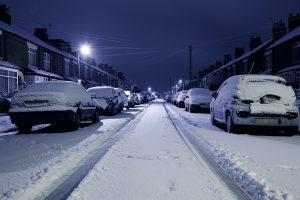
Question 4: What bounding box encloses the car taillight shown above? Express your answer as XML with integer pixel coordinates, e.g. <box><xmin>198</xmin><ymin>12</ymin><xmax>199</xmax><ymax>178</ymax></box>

<box><xmin>236</xmin><ymin>109</ymin><xmax>250</xmax><ymax>118</ymax></box>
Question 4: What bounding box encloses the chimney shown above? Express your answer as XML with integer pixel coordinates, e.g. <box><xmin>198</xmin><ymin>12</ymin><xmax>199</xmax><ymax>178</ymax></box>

<box><xmin>288</xmin><ymin>13</ymin><xmax>300</xmax><ymax>32</ymax></box>
<box><xmin>0</xmin><ymin>4</ymin><xmax>11</xmax><ymax>25</ymax></box>
<box><xmin>249</xmin><ymin>36</ymin><xmax>262</xmax><ymax>51</ymax></box>
<box><xmin>272</xmin><ymin>20</ymin><xmax>287</xmax><ymax>40</ymax></box>
<box><xmin>234</xmin><ymin>47</ymin><xmax>244</xmax><ymax>58</ymax></box>
<box><xmin>33</xmin><ymin>28</ymin><xmax>49</xmax><ymax>42</ymax></box>
<box><xmin>223</xmin><ymin>55</ymin><xmax>232</xmax><ymax>64</ymax></box>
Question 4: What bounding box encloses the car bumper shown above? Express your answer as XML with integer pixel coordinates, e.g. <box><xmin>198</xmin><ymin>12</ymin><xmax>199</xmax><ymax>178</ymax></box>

<box><xmin>9</xmin><ymin>110</ymin><xmax>76</xmax><ymax>125</ymax></box>
<box><xmin>232</xmin><ymin>110</ymin><xmax>299</xmax><ymax>128</ymax></box>
<box><xmin>190</xmin><ymin>103</ymin><xmax>210</xmax><ymax>112</ymax></box>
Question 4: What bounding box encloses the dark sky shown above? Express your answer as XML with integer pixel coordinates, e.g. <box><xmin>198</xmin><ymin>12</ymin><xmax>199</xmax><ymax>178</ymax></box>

<box><xmin>4</xmin><ymin>0</ymin><xmax>300</xmax><ymax>92</ymax></box>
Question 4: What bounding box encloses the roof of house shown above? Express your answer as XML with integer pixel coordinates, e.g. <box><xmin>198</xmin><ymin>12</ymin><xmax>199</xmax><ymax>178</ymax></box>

<box><xmin>0</xmin><ymin>60</ymin><xmax>21</xmax><ymax>70</ymax></box>
<box><xmin>276</xmin><ymin>64</ymin><xmax>300</xmax><ymax>74</ymax></box>
<box><xmin>0</xmin><ymin>21</ymin><xmax>76</xmax><ymax>60</ymax></box>
<box><xmin>267</xmin><ymin>26</ymin><xmax>300</xmax><ymax>50</ymax></box>
<box><xmin>209</xmin><ymin>39</ymin><xmax>273</xmax><ymax>75</ymax></box>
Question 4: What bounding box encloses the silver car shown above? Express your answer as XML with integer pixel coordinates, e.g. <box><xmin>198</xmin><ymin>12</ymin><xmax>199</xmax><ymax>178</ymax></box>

<box><xmin>210</xmin><ymin>75</ymin><xmax>299</xmax><ymax>135</ymax></box>
<box><xmin>9</xmin><ymin>81</ymin><xmax>99</xmax><ymax>132</ymax></box>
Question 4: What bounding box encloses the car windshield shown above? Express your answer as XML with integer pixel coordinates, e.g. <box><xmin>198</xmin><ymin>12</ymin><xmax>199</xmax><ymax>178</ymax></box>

<box><xmin>88</xmin><ymin>88</ymin><xmax>112</xmax><ymax>98</ymax></box>
<box><xmin>237</xmin><ymin>78</ymin><xmax>295</xmax><ymax>103</ymax></box>
<box><xmin>190</xmin><ymin>89</ymin><xmax>211</xmax><ymax>96</ymax></box>
<box><xmin>20</xmin><ymin>82</ymin><xmax>79</xmax><ymax>93</ymax></box>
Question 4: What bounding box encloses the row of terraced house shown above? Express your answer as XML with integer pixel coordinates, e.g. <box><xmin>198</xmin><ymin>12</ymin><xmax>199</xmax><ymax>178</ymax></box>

<box><xmin>0</xmin><ymin>4</ymin><xmax>134</xmax><ymax>95</ymax></box>
<box><xmin>186</xmin><ymin>13</ymin><xmax>300</xmax><ymax>91</ymax></box>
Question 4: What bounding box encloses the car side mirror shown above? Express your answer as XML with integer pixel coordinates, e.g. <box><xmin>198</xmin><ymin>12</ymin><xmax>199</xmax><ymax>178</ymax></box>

<box><xmin>186</xmin><ymin>95</ymin><xmax>189</xmax><ymax>98</ymax></box>
<box><xmin>212</xmin><ymin>91</ymin><xmax>218</xmax><ymax>98</ymax></box>
<box><xmin>91</xmin><ymin>93</ymin><xmax>96</xmax><ymax>99</ymax></box>
<box><xmin>126</xmin><ymin>95</ymin><xmax>129</xmax><ymax>97</ymax></box>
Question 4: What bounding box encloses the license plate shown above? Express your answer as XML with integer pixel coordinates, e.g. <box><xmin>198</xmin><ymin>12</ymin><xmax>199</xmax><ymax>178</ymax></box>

<box><xmin>255</xmin><ymin>118</ymin><xmax>279</xmax><ymax>125</ymax></box>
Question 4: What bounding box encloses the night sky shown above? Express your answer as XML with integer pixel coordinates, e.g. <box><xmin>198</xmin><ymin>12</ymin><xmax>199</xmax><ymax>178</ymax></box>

<box><xmin>4</xmin><ymin>0</ymin><xmax>300</xmax><ymax>92</ymax></box>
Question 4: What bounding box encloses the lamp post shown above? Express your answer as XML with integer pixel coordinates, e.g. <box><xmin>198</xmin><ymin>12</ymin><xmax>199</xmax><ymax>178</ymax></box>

<box><xmin>78</xmin><ymin>44</ymin><xmax>91</xmax><ymax>84</ymax></box>
<box><xmin>179</xmin><ymin>79</ymin><xmax>184</xmax><ymax>90</ymax></box>
<box><xmin>148</xmin><ymin>87</ymin><xmax>152</xmax><ymax>92</ymax></box>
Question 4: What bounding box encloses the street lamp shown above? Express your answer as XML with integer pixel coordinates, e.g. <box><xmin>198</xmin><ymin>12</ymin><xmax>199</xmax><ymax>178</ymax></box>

<box><xmin>78</xmin><ymin>44</ymin><xmax>91</xmax><ymax>84</ymax></box>
<box><xmin>178</xmin><ymin>79</ymin><xmax>184</xmax><ymax>90</ymax></box>
<box><xmin>148</xmin><ymin>87</ymin><xmax>151</xmax><ymax>92</ymax></box>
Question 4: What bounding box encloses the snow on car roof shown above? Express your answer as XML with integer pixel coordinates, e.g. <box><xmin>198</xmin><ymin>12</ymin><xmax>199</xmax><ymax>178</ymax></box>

<box><xmin>228</xmin><ymin>74</ymin><xmax>286</xmax><ymax>84</ymax></box>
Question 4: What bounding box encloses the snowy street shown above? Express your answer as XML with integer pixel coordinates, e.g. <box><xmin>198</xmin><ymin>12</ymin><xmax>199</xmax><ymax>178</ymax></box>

<box><xmin>1</xmin><ymin>101</ymin><xmax>300</xmax><ymax>199</ymax></box>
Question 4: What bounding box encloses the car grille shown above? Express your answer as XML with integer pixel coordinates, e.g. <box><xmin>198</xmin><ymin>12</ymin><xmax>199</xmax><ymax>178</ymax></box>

<box><xmin>24</xmin><ymin>100</ymin><xmax>49</xmax><ymax>107</ymax></box>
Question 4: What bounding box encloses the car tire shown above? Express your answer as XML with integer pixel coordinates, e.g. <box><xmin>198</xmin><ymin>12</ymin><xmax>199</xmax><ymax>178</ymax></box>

<box><xmin>211</xmin><ymin>112</ymin><xmax>217</xmax><ymax>126</ymax></box>
<box><xmin>226</xmin><ymin>114</ymin><xmax>237</xmax><ymax>133</ymax></box>
<box><xmin>188</xmin><ymin>105</ymin><xmax>192</xmax><ymax>113</ymax></box>
<box><xmin>70</xmin><ymin>111</ymin><xmax>81</xmax><ymax>131</ymax></box>
<box><xmin>127</xmin><ymin>106</ymin><xmax>129</xmax><ymax>110</ymax></box>
<box><xmin>18</xmin><ymin>124</ymin><xmax>32</xmax><ymax>133</ymax></box>
<box><xmin>92</xmin><ymin>109</ymin><xmax>100</xmax><ymax>123</ymax></box>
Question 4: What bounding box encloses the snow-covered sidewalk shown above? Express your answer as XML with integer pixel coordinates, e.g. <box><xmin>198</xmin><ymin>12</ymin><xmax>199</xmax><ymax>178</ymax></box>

<box><xmin>166</xmin><ymin>103</ymin><xmax>300</xmax><ymax>200</ymax></box>
<box><xmin>68</xmin><ymin>102</ymin><xmax>238</xmax><ymax>200</ymax></box>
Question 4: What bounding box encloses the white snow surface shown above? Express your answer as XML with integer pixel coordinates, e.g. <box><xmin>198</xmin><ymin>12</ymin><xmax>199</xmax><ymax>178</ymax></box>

<box><xmin>166</xmin><ymin>104</ymin><xmax>300</xmax><ymax>200</ymax></box>
<box><xmin>68</xmin><ymin>102</ymin><xmax>237</xmax><ymax>200</ymax></box>
<box><xmin>0</xmin><ymin>105</ymin><xmax>146</xmax><ymax>200</ymax></box>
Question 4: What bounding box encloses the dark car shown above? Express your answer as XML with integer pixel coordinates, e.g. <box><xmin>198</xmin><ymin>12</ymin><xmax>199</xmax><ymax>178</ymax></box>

<box><xmin>9</xmin><ymin>81</ymin><xmax>99</xmax><ymax>132</ymax></box>
<box><xmin>0</xmin><ymin>91</ymin><xmax>10</xmax><ymax>114</ymax></box>
<box><xmin>87</xmin><ymin>86</ymin><xmax>122</xmax><ymax>115</ymax></box>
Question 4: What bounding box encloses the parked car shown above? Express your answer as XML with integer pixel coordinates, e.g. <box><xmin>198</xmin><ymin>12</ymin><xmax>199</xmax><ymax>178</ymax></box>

<box><xmin>125</xmin><ymin>90</ymin><xmax>135</xmax><ymax>108</ymax></box>
<box><xmin>87</xmin><ymin>86</ymin><xmax>122</xmax><ymax>115</ymax></box>
<box><xmin>0</xmin><ymin>91</ymin><xmax>10</xmax><ymax>114</ymax></box>
<box><xmin>172</xmin><ymin>92</ymin><xmax>180</xmax><ymax>105</ymax></box>
<box><xmin>184</xmin><ymin>88</ymin><xmax>212</xmax><ymax>112</ymax></box>
<box><xmin>176</xmin><ymin>90</ymin><xmax>188</xmax><ymax>108</ymax></box>
<box><xmin>115</xmin><ymin>88</ymin><xmax>129</xmax><ymax>110</ymax></box>
<box><xmin>210</xmin><ymin>75</ymin><xmax>299</xmax><ymax>135</ymax></box>
<box><xmin>9</xmin><ymin>81</ymin><xmax>99</xmax><ymax>132</ymax></box>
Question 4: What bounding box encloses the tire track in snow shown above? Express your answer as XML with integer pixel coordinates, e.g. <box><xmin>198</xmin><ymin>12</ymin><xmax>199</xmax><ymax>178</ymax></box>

<box><xmin>162</xmin><ymin>103</ymin><xmax>252</xmax><ymax>200</ymax></box>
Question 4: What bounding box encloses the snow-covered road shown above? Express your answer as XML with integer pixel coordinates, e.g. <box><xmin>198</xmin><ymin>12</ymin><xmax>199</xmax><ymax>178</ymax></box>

<box><xmin>1</xmin><ymin>101</ymin><xmax>300</xmax><ymax>200</ymax></box>
<box><xmin>68</xmin><ymin>102</ymin><xmax>239</xmax><ymax>200</ymax></box>
<box><xmin>0</xmin><ymin>105</ymin><xmax>146</xmax><ymax>199</ymax></box>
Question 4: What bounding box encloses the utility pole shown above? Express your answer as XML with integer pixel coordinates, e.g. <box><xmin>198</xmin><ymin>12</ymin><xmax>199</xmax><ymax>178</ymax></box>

<box><xmin>189</xmin><ymin>45</ymin><xmax>192</xmax><ymax>89</ymax></box>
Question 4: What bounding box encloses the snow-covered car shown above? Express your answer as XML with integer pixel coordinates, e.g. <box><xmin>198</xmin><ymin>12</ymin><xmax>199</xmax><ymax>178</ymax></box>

<box><xmin>176</xmin><ymin>90</ymin><xmax>188</xmax><ymax>108</ymax></box>
<box><xmin>210</xmin><ymin>75</ymin><xmax>299</xmax><ymax>135</ymax></box>
<box><xmin>133</xmin><ymin>93</ymin><xmax>143</xmax><ymax>104</ymax></box>
<box><xmin>172</xmin><ymin>92</ymin><xmax>180</xmax><ymax>105</ymax></box>
<box><xmin>115</xmin><ymin>88</ymin><xmax>129</xmax><ymax>110</ymax></box>
<box><xmin>184</xmin><ymin>88</ymin><xmax>212</xmax><ymax>112</ymax></box>
<box><xmin>0</xmin><ymin>91</ymin><xmax>10</xmax><ymax>114</ymax></box>
<box><xmin>9</xmin><ymin>81</ymin><xmax>99</xmax><ymax>132</ymax></box>
<box><xmin>125</xmin><ymin>90</ymin><xmax>135</xmax><ymax>108</ymax></box>
<box><xmin>87</xmin><ymin>86</ymin><xmax>122</xmax><ymax>115</ymax></box>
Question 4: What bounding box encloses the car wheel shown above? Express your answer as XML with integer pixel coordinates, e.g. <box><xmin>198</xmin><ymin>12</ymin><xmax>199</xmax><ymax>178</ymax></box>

<box><xmin>185</xmin><ymin>105</ymin><xmax>188</xmax><ymax>111</ymax></box>
<box><xmin>18</xmin><ymin>124</ymin><xmax>32</xmax><ymax>133</ymax></box>
<box><xmin>226</xmin><ymin>114</ymin><xmax>236</xmax><ymax>133</ymax></box>
<box><xmin>188</xmin><ymin>105</ymin><xmax>192</xmax><ymax>113</ymax></box>
<box><xmin>70</xmin><ymin>111</ymin><xmax>81</xmax><ymax>130</ymax></box>
<box><xmin>127</xmin><ymin>106</ymin><xmax>129</xmax><ymax>110</ymax></box>
<box><xmin>211</xmin><ymin>111</ymin><xmax>217</xmax><ymax>126</ymax></box>
<box><xmin>92</xmin><ymin>109</ymin><xmax>100</xmax><ymax>123</ymax></box>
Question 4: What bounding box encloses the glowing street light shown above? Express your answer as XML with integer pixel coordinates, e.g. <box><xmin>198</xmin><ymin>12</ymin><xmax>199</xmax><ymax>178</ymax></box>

<box><xmin>148</xmin><ymin>87</ymin><xmax>152</xmax><ymax>92</ymax></box>
<box><xmin>179</xmin><ymin>79</ymin><xmax>182</xmax><ymax>84</ymax></box>
<box><xmin>78</xmin><ymin>44</ymin><xmax>91</xmax><ymax>83</ymax></box>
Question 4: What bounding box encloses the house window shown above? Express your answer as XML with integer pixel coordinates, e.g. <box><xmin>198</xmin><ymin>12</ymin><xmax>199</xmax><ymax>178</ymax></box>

<box><xmin>64</xmin><ymin>59</ymin><xmax>70</xmax><ymax>76</ymax></box>
<box><xmin>293</xmin><ymin>41</ymin><xmax>300</xmax><ymax>63</ymax></box>
<box><xmin>0</xmin><ymin>66</ymin><xmax>18</xmax><ymax>95</ymax></box>
<box><xmin>43</xmin><ymin>53</ymin><xmax>50</xmax><ymax>71</ymax></box>
<box><xmin>265</xmin><ymin>51</ymin><xmax>272</xmax><ymax>71</ymax></box>
<box><xmin>27</xmin><ymin>42</ymin><xmax>37</xmax><ymax>67</ymax></box>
